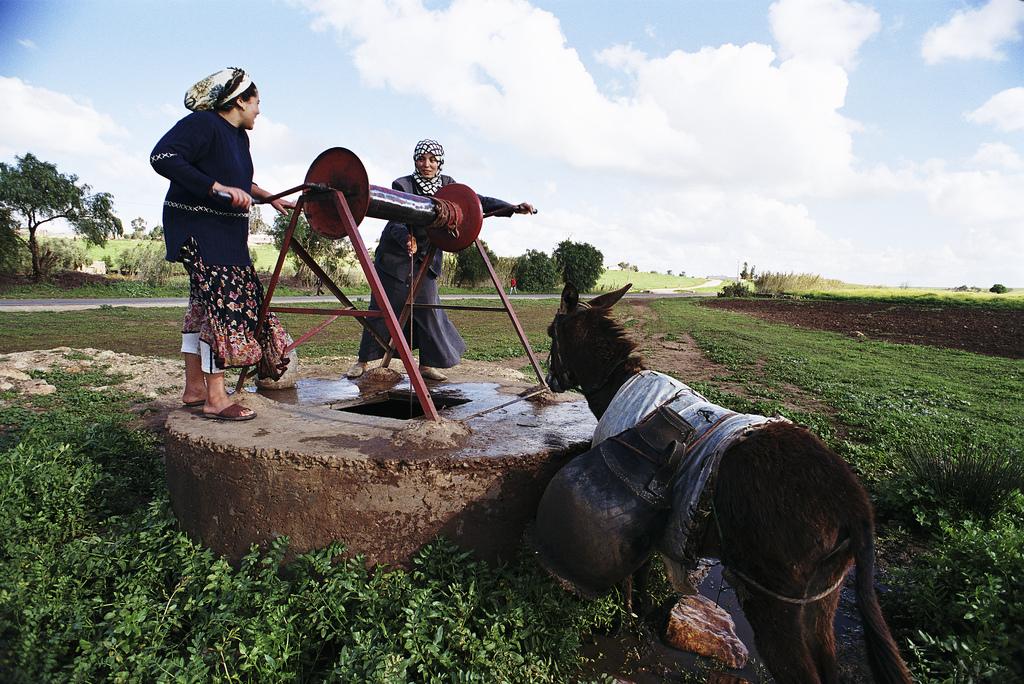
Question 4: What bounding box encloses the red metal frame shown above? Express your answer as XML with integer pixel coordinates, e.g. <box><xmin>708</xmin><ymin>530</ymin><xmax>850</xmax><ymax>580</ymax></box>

<box><xmin>378</xmin><ymin>238</ymin><xmax>548</xmax><ymax>387</ymax></box>
<box><xmin>235</xmin><ymin>190</ymin><xmax>440</xmax><ymax>421</ymax></box>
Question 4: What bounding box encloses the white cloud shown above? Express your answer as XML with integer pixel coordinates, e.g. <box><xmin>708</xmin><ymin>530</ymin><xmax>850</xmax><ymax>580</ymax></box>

<box><xmin>17</xmin><ymin>38</ymin><xmax>37</xmax><ymax>50</ymax></box>
<box><xmin>922</xmin><ymin>0</ymin><xmax>1024</xmax><ymax>64</ymax></box>
<box><xmin>970</xmin><ymin>142</ymin><xmax>1024</xmax><ymax>170</ymax></box>
<box><xmin>0</xmin><ymin>77</ymin><xmax>157</xmax><ymax>228</ymax></box>
<box><xmin>769</xmin><ymin>0</ymin><xmax>880</xmax><ymax>69</ymax></box>
<box><xmin>966</xmin><ymin>87</ymin><xmax>1024</xmax><ymax>132</ymax></box>
<box><xmin>0</xmin><ymin>76</ymin><xmax>129</xmax><ymax>158</ymax></box>
<box><xmin>302</xmin><ymin>0</ymin><xmax>864</xmax><ymax>196</ymax></box>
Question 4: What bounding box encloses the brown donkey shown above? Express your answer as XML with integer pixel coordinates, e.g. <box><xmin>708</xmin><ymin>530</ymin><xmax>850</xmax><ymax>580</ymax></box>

<box><xmin>534</xmin><ymin>284</ymin><xmax>911</xmax><ymax>684</ymax></box>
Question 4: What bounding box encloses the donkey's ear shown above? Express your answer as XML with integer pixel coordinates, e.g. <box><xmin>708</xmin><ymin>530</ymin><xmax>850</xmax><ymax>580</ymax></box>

<box><xmin>560</xmin><ymin>283</ymin><xmax>579</xmax><ymax>313</ymax></box>
<box><xmin>587</xmin><ymin>283</ymin><xmax>631</xmax><ymax>310</ymax></box>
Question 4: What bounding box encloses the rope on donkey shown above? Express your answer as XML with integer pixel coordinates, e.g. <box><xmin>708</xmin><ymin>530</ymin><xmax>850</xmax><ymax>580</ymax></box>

<box><xmin>712</xmin><ymin>499</ymin><xmax>849</xmax><ymax>605</ymax></box>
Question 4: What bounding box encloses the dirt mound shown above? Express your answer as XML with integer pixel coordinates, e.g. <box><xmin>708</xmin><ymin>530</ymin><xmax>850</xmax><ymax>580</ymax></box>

<box><xmin>706</xmin><ymin>299</ymin><xmax>1024</xmax><ymax>359</ymax></box>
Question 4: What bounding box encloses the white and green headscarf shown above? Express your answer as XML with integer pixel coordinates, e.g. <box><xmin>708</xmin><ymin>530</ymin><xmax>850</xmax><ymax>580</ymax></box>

<box><xmin>184</xmin><ymin>67</ymin><xmax>252</xmax><ymax>112</ymax></box>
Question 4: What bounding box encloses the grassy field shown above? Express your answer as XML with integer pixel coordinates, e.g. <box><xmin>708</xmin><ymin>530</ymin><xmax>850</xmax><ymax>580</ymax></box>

<box><xmin>1</xmin><ymin>297</ymin><xmax>1022</xmax><ymax>680</ymax></box>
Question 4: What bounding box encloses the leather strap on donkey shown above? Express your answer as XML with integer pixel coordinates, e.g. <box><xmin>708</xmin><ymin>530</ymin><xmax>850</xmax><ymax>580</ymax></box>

<box><xmin>532</xmin><ymin>405</ymin><xmax>696</xmax><ymax>597</ymax></box>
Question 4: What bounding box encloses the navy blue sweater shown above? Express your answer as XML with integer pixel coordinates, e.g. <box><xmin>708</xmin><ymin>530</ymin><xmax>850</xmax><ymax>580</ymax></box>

<box><xmin>150</xmin><ymin>111</ymin><xmax>254</xmax><ymax>265</ymax></box>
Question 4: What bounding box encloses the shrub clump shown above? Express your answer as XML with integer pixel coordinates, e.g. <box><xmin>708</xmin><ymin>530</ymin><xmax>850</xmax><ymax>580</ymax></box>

<box><xmin>893</xmin><ymin>494</ymin><xmax>1024</xmax><ymax>682</ymax></box>
<box><xmin>552</xmin><ymin>239</ymin><xmax>604</xmax><ymax>292</ymax></box>
<box><xmin>990</xmin><ymin>283</ymin><xmax>1008</xmax><ymax>294</ymax></box>
<box><xmin>718</xmin><ymin>281</ymin><xmax>752</xmax><ymax>297</ymax></box>
<box><xmin>0</xmin><ymin>367</ymin><xmax>621</xmax><ymax>683</ymax></box>
<box><xmin>515</xmin><ymin>249</ymin><xmax>559</xmax><ymax>292</ymax></box>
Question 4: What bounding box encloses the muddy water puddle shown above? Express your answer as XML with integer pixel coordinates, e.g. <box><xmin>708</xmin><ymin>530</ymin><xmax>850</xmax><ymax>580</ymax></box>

<box><xmin>583</xmin><ymin>563</ymin><xmax>867</xmax><ymax>682</ymax></box>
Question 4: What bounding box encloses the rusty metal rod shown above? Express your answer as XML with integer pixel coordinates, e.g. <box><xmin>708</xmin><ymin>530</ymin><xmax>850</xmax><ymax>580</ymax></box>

<box><xmin>269</xmin><ymin>306</ymin><xmax>383</xmax><ymax>317</ymax></box>
<box><xmin>463</xmin><ymin>385</ymin><xmax>550</xmax><ymax>420</ymax></box>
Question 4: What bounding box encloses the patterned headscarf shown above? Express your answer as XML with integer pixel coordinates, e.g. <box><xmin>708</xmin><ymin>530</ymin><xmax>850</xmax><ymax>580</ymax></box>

<box><xmin>412</xmin><ymin>139</ymin><xmax>445</xmax><ymax>196</ymax></box>
<box><xmin>184</xmin><ymin>67</ymin><xmax>253</xmax><ymax>112</ymax></box>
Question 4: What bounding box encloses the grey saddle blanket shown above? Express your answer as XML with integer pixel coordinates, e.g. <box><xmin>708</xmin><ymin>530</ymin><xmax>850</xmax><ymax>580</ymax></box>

<box><xmin>595</xmin><ymin>371</ymin><xmax>782</xmax><ymax>567</ymax></box>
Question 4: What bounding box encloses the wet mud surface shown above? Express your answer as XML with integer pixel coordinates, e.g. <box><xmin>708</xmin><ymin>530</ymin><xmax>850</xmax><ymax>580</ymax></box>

<box><xmin>706</xmin><ymin>298</ymin><xmax>1023</xmax><ymax>358</ymax></box>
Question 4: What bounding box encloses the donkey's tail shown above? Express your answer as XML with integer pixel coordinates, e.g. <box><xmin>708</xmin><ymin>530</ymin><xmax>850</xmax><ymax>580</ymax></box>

<box><xmin>854</xmin><ymin>522</ymin><xmax>913</xmax><ymax>684</ymax></box>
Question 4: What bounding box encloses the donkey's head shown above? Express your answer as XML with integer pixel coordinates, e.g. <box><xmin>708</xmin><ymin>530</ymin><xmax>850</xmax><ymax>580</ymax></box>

<box><xmin>546</xmin><ymin>283</ymin><xmax>643</xmax><ymax>397</ymax></box>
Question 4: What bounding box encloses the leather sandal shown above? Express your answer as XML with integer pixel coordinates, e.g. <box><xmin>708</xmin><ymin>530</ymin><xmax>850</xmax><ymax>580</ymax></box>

<box><xmin>346</xmin><ymin>361</ymin><xmax>366</xmax><ymax>378</ymax></box>
<box><xmin>202</xmin><ymin>403</ymin><xmax>256</xmax><ymax>421</ymax></box>
<box><xmin>419</xmin><ymin>366</ymin><xmax>447</xmax><ymax>381</ymax></box>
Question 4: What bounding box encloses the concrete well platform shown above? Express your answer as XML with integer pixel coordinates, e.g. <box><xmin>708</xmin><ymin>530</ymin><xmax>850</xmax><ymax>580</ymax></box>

<box><xmin>165</xmin><ymin>373</ymin><xmax>596</xmax><ymax>566</ymax></box>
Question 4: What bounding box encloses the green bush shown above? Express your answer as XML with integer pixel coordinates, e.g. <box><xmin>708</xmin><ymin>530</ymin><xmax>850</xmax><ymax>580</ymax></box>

<box><xmin>13</xmin><ymin>237</ymin><xmax>90</xmax><ymax>277</ymax></box>
<box><xmin>117</xmin><ymin>239</ymin><xmax>182</xmax><ymax>285</ymax></box>
<box><xmin>514</xmin><ymin>249</ymin><xmax>559</xmax><ymax>292</ymax></box>
<box><xmin>893</xmin><ymin>494</ymin><xmax>1024</xmax><ymax>682</ymax></box>
<box><xmin>901</xmin><ymin>443</ymin><xmax>1024</xmax><ymax>523</ymax></box>
<box><xmin>453</xmin><ymin>239</ymin><xmax>498</xmax><ymax>287</ymax></box>
<box><xmin>552</xmin><ymin>240</ymin><xmax>604</xmax><ymax>292</ymax></box>
<box><xmin>990</xmin><ymin>283</ymin><xmax>1008</xmax><ymax>294</ymax></box>
<box><xmin>717</xmin><ymin>281</ymin><xmax>752</xmax><ymax>297</ymax></box>
<box><xmin>0</xmin><ymin>366</ymin><xmax>621</xmax><ymax>683</ymax></box>
<box><xmin>753</xmin><ymin>271</ymin><xmax>845</xmax><ymax>295</ymax></box>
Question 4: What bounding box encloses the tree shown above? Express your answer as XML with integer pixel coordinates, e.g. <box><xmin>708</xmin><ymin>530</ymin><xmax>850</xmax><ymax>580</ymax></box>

<box><xmin>268</xmin><ymin>211</ymin><xmax>353</xmax><ymax>285</ymax></box>
<box><xmin>0</xmin><ymin>153</ymin><xmax>123</xmax><ymax>280</ymax></box>
<box><xmin>130</xmin><ymin>217</ymin><xmax>148</xmax><ymax>239</ymax></box>
<box><xmin>740</xmin><ymin>261</ymin><xmax>750</xmax><ymax>280</ymax></box>
<box><xmin>249</xmin><ymin>209</ymin><xmax>269</xmax><ymax>235</ymax></box>
<box><xmin>514</xmin><ymin>249</ymin><xmax>559</xmax><ymax>292</ymax></box>
<box><xmin>552</xmin><ymin>239</ymin><xmax>604</xmax><ymax>292</ymax></box>
<box><xmin>453</xmin><ymin>239</ymin><xmax>498</xmax><ymax>287</ymax></box>
<box><xmin>617</xmin><ymin>261</ymin><xmax>631</xmax><ymax>271</ymax></box>
<box><xmin>0</xmin><ymin>206</ymin><xmax>21</xmax><ymax>273</ymax></box>
<box><xmin>990</xmin><ymin>283</ymin><xmax>1008</xmax><ymax>294</ymax></box>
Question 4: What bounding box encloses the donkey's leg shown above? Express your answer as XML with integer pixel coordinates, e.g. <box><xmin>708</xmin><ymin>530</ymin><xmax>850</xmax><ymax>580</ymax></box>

<box><xmin>738</xmin><ymin>596</ymin><xmax>823</xmax><ymax>684</ymax></box>
<box><xmin>803</xmin><ymin>587</ymin><xmax>842</xmax><ymax>683</ymax></box>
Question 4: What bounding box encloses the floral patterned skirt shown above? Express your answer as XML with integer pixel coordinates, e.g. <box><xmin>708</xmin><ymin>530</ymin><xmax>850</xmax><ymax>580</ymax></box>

<box><xmin>179</xmin><ymin>238</ymin><xmax>292</xmax><ymax>380</ymax></box>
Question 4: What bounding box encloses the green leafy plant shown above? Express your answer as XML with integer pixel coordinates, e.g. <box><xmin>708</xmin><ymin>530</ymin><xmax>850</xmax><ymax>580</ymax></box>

<box><xmin>552</xmin><ymin>239</ymin><xmax>604</xmax><ymax>292</ymax></box>
<box><xmin>514</xmin><ymin>249</ymin><xmax>559</xmax><ymax>292</ymax></box>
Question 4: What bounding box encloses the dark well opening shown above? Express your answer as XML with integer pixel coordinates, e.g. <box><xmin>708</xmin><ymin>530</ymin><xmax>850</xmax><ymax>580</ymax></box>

<box><xmin>335</xmin><ymin>391</ymin><xmax>471</xmax><ymax>420</ymax></box>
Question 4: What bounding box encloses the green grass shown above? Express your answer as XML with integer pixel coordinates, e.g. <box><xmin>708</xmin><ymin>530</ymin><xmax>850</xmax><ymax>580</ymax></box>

<box><xmin>648</xmin><ymin>299</ymin><xmax>1023</xmax><ymax>467</ymax></box>
<box><xmin>2</xmin><ymin>295</ymin><xmax>1023</xmax><ymax>679</ymax></box>
<box><xmin>0</xmin><ymin>300</ymin><xmax>557</xmax><ymax>362</ymax></box>
<box><xmin>796</xmin><ymin>288</ymin><xmax>1024</xmax><ymax>308</ymax></box>
<box><xmin>596</xmin><ymin>270</ymin><xmax>706</xmax><ymax>292</ymax></box>
<box><xmin>84</xmin><ymin>239</ymin><xmax>283</xmax><ymax>272</ymax></box>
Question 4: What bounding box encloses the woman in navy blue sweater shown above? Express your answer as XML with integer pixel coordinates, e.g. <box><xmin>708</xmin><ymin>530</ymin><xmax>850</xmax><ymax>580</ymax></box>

<box><xmin>151</xmin><ymin>68</ymin><xmax>293</xmax><ymax>421</ymax></box>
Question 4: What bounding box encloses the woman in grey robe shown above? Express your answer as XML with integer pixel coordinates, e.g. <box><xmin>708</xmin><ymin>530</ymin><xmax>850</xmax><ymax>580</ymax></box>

<box><xmin>348</xmin><ymin>139</ymin><xmax>534</xmax><ymax>381</ymax></box>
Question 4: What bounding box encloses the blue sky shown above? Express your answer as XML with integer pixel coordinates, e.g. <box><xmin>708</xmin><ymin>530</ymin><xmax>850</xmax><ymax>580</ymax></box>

<box><xmin>2</xmin><ymin>0</ymin><xmax>1023</xmax><ymax>287</ymax></box>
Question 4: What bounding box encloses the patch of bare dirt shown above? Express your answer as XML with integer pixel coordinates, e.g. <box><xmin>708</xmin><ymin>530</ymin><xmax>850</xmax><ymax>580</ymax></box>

<box><xmin>706</xmin><ymin>298</ymin><xmax>1024</xmax><ymax>359</ymax></box>
<box><xmin>619</xmin><ymin>302</ymin><xmax>834</xmax><ymax>416</ymax></box>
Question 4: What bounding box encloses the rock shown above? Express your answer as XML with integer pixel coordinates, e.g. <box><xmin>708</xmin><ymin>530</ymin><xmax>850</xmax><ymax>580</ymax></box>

<box><xmin>256</xmin><ymin>349</ymin><xmax>300</xmax><ymax>390</ymax></box>
<box><xmin>0</xmin><ymin>368</ymin><xmax>32</xmax><ymax>382</ymax></box>
<box><xmin>23</xmin><ymin>380</ymin><xmax>57</xmax><ymax>396</ymax></box>
<box><xmin>96</xmin><ymin>350</ymin><xmax>117</xmax><ymax>360</ymax></box>
<box><xmin>0</xmin><ymin>381</ymin><xmax>14</xmax><ymax>392</ymax></box>
<box><xmin>664</xmin><ymin>594</ymin><xmax>748</xmax><ymax>670</ymax></box>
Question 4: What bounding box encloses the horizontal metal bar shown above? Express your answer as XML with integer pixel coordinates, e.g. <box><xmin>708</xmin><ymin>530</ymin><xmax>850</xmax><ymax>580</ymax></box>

<box><xmin>412</xmin><ymin>304</ymin><xmax>509</xmax><ymax>312</ymax></box>
<box><xmin>270</xmin><ymin>306</ymin><xmax>382</xmax><ymax>317</ymax></box>
<box><xmin>367</xmin><ymin>185</ymin><xmax>437</xmax><ymax>226</ymax></box>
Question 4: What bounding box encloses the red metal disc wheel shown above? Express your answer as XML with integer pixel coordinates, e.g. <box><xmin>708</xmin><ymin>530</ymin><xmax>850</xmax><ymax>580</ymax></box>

<box><xmin>429</xmin><ymin>183</ymin><xmax>483</xmax><ymax>252</ymax></box>
<box><xmin>303</xmin><ymin>147</ymin><xmax>370</xmax><ymax>239</ymax></box>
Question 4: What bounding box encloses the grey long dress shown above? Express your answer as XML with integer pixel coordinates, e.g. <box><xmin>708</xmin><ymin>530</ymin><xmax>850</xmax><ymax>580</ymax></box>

<box><xmin>356</xmin><ymin>174</ymin><xmax>514</xmax><ymax>368</ymax></box>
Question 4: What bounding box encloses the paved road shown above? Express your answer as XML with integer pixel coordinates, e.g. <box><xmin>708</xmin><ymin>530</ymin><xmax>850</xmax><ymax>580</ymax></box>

<box><xmin>0</xmin><ymin>291</ymin><xmax>713</xmax><ymax>312</ymax></box>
